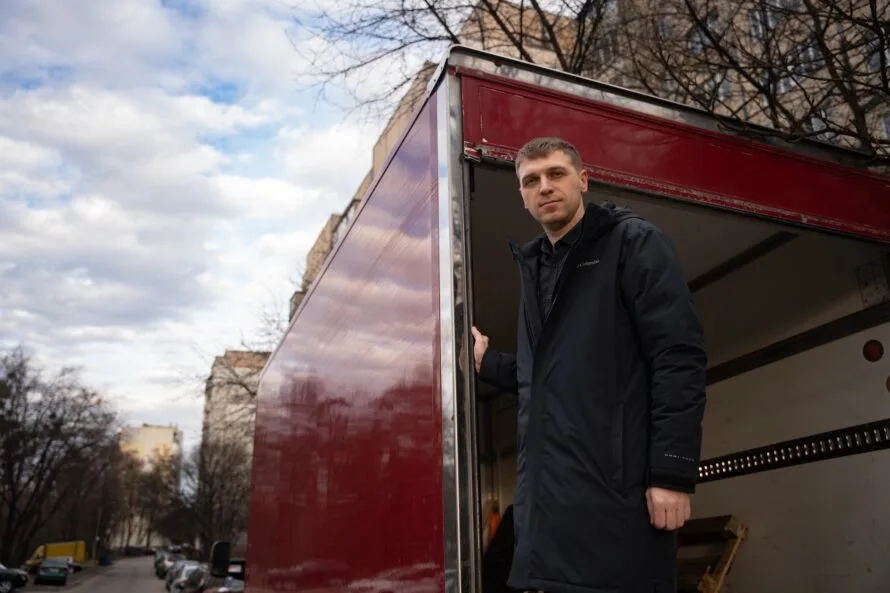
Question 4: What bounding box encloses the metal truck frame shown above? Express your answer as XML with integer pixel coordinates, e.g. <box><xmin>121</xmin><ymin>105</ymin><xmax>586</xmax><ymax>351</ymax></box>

<box><xmin>247</xmin><ymin>46</ymin><xmax>890</xmax><ymax>593</ymax></box>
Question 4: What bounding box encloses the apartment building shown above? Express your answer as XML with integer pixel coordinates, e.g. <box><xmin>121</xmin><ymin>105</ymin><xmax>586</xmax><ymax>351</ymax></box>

<box><xmin>118</xmin><ymin>423</ymin><xmax>183</xmax><ymax>470</ymax></box>
<box><xmin>202</xmin><ymin>349</ymin><xmax>269</xmax><ymax>452</ymax></box>
<box><xmin>302</xmin><ymin>213</ymin><xmax>343</xmax><ymax>292</ymax></box>
<box><xmin>289</xmin><ymin>62</ymin><xmax>438</xmax><ymax>319</ymax></box>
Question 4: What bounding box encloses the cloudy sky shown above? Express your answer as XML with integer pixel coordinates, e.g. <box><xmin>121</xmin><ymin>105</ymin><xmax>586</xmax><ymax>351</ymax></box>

<box><xmin>0</xmin><ymin>0</ymin><xmax>413</xmax><ymax>449</ymax></box>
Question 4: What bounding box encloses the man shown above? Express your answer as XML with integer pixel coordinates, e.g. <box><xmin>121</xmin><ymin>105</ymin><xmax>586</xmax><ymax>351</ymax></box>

<box><xmin>473</xmin><ymin>137</ymin><xmax>707</xmax><ymax>593</ymax></box>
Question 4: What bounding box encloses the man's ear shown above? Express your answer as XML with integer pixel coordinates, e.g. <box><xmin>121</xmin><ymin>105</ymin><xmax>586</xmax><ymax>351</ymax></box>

<box><xmin>579</xmin><ymin>168</ymin><xmax>589</xmax><ymax>192</ymax></box>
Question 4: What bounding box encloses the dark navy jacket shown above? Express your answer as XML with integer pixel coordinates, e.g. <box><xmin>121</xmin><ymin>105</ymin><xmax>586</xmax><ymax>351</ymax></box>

<box><xmin>479</xmin><ymin>202</ymin><xmax>707</xmax><ymax>593</ymax></box>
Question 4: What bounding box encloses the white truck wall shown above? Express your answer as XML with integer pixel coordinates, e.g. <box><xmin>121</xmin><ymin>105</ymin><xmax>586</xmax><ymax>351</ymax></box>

<box><xmin>696</xmin><ymin>320</ymin><xmax>890</xmax><ymax>593</ymax></box>
<box><xmin>696</xmin><ymin>231</ymin><xmax>883</xmax><ymax>366</ymax></box>
<box><xmin>694</xmin><ymin>230</ymin><xmax>890</xmax><ymax>593</ymax></box>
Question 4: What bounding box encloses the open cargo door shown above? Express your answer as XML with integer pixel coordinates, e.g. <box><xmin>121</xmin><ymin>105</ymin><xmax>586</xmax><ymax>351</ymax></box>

<box><xmin>444</xmin><ymin>46</ymin><xmax>890</xmax><ymax>593</ymax></box>
<box><xmin>249</xmin><ymin>83</ymin><xmax>467</xmax><ymax>592</ymax></box>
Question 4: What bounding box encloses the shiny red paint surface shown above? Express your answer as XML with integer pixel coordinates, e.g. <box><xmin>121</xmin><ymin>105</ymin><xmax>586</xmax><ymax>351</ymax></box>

<box><xmin>246</xmin><ymin>98</ymin><xmax>443</xmax><ymax>592</ymax></box>
<box><xmin>460</xmin><ymin>72</ymin><xmax>890</xmax><ymax>242</ymax></box>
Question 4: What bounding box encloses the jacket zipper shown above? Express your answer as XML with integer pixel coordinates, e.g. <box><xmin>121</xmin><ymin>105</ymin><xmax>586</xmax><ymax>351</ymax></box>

<box><xmin>547</xmin><ymin>232</ymin><xmax>586</xmax><ymax>319</ymax></box>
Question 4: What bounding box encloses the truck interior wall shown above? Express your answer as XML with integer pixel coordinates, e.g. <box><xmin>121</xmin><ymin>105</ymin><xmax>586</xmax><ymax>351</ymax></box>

<box><xmin>468</xmin><ymin>164</ymin><xmax>890</xmax><ymax>592</ymax></box>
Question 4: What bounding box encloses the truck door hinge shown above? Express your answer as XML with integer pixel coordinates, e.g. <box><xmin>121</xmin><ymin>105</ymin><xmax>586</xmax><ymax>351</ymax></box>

<box><xmin>463</xmin><ymin>142</ymin><xmax>482</xmax><ymax>163</ymax></box>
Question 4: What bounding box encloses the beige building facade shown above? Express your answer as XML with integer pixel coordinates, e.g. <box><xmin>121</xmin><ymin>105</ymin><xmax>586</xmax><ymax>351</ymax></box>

<box><xmin>113</xmin><ymin>424</ymin><xmax>182</xmax><ymax>550</ymax></box>
<box><xmin>202</xmin><ymin>350</ymin><xmax>269</xmax><ymax>452</ymax></box>
<box><xmin>301</xmin><ymin>214</ymin><xmax>342</xmax><ymax>292</ymax></box>
<box><xmin>118</xmin><ymin>423</ymin><xmax>183</xmax><ymax>469</ymax></box>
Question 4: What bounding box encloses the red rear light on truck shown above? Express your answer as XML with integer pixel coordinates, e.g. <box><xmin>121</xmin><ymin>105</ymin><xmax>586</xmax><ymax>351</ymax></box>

<box><xmin>863</xmin><ymin>339</ymin><xmax>884</xmax><ymax>362</ymax></box>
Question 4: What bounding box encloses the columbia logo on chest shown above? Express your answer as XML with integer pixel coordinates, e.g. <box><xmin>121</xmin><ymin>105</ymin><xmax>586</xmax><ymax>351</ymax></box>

<box><xmin>576</xmin><ymin>258</ymin><xmax>600</xmax><ymax>268</ymax></box>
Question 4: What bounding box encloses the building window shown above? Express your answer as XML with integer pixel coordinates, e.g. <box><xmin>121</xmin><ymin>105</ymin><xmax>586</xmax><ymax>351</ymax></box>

<box><xmin>796</xmin><ymin>37</ymin><xmax>824</xmax><ymax>74</ymax></box>
<box><xmin>704</xmin><ymin>71</ymin><xmax>732</xmax><ymax>103</ymax></box>
<box><xmin>657</xmin><ymin>14</ymin><xmax>670</xmax><ymax>40</ymax></box>
<box><xmin>718</xmin><ymin>76</ymin><xmax>732</xmax><ymax>102</ymax></box>
<box><xmin>806</xmin><ymin>109</ymin><xmax>836</xmax><ymax>142</ymax></box>
<box><xmin>689</xmin><ymin>9</ymin><xmax>721</xmax><ymax>54</ymax></box>
<box><xmin>883</xmin><ymin>112</ymin><xmax>890</xmax><ymax>139</ymax></box>
<box><xmin>750</xmin><ymin>4</ymin><xmax>781</xmax><ymax>42</ymax></box>
<box><xmin>750</xmin><ymin>9</ymin><xmax>763</xmax><ymax>41</ymax></box>
<box><xmin>867</xmin><ymin>29</ymin><xmax>889</xmax><ymax>73</ymax></box>
<box><xmin>596</xmin><ymin>29</ymin><xmax>620</xmax><ymax>67</ymax></box>
<box><xmin>538</xmin><ymin>20</ymin><xmax>553</xmax><ymax>48</ymax></box>
<box><xmin>763</xmin><ymin>37</ymin><xmax>824</xmax><ymax>95</ymax></box>
<box><xmin>776</xmin><ymin>74</ymin><xmax>794</xmax><ymax>94</ymax></box>
<box><xmin>808</xmin><ymin>114</ymin><xmax>826</xmax><ymax>134</ymax></box>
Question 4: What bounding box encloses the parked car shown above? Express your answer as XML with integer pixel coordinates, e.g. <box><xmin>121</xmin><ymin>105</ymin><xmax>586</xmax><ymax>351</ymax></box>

<box><xmin>59</xmin><ymin>556</ymin><xmax>83</xmax><ymax>573</ymax></box>
<box><xmin>33</xmin><ymin>558</ymin><xmax>69</xmax><ymax>586</ymax></box>
<box><xmin>166</xmin><ymin>561</ymin><xmax>199</xmax><ymax>591</ymax></box>
<box><xmin>157</xmin><ymin>552</ymin><xmax>185</xmax><ymax>579</ymax></box>
<box><xmin>190</xmin><ymin>558</ymin><xmax>245</xmax><ymax>593</ymax></box>
<box><xmin>0</xmin><ymin>562</ymin><xmax>28</xmax><ymax>592</ymax></box>
<box><xmin>175</xmin><ymin>564</ymin><xmax>207</xmax><ymax>592</ymax></box>
<box><xmin>0</xmin><ymin>575</ymin><xmax>15</xmax><ymax>593</ymax></box>
<box><xmin>204</xmin><ymin>576</ymin><xmax>244</xmax><ymax>593</ymax></box>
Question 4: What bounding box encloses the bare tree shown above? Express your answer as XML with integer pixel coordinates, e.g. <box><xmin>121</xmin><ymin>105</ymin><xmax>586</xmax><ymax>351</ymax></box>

<box><xmin>621</xmin><ymin>0</ymin><xmax>889</xmax><ymax>163</ymax></box>
<box><xmin>141</xmin><ymin>437</ymin><xmax>251</xmax><ymax>555</ymax></box>
<box><xmin>134</xmin><ymin>450</ymin><xmax>182</xmax><ymax>549</ymax></box>
<box><xmin>0</xmin><ymin>346</ymin><xmax>117</xmax><ymax>565</ymax></box>
<box><xmin>184</xmin><ymin>286</ymin><xmax>285</xmax><ymax>449</ymax></box>
<box><xmin>296</xmin><ymin>0</ymin><xmax>621</xmax><ymax>119</ymax></box>
<box><xmin>188</xmin><ymin>437</ymin><xmax>252</xmax><ymax>552</ymax></box>
<box><xmin>201</xmin><ymin>350</ymin><xmax>269</xmax><ymax>448</ymax></box>
<box><xmin>93</xmin><ymin>447</ymin><xmax>143</xmax><ymax>554</ymax></box>
<box><xmin>298</xmin><ymin>0</ymin><xmax>889</xmax><ymax>166</ymax></box>
<box><xmin>9</xmin><ymin>430</ymin><xmax>128</xmax><ymax>563</ymax></box>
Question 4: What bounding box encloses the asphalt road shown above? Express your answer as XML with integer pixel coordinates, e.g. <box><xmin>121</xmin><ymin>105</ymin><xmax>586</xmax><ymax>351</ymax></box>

<box><xmin>38</xmin><ymin>557</ymin><xmax>159</xmax><ymax>593</ymax></box>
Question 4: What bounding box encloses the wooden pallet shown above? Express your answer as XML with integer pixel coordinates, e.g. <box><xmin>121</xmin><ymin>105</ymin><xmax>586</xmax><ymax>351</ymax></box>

<box><xmin>677</xmin><ymin>514</ymin><xmax>748</xmax><ymax>593</ymax></box>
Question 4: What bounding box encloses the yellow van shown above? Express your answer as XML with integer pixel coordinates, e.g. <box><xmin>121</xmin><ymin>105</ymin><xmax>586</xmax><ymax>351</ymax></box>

<box><xmin>22</xmin><ymin>541</ymin><xmax>86</xmax><ymax>570</ymax></box>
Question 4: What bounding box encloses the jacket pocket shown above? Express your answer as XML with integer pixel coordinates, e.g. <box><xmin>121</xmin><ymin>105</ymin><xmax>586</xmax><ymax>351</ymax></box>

<box><xmin>610</xmin><ymin>402</ymin><xmax>626</xmax><ymax>495</ymax></box>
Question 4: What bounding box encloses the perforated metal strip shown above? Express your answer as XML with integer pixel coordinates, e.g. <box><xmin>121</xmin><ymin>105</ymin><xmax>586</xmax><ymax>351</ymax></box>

<box><xmin>698</xmin><ymin>418</ymin><xmax>890</xmax><ymax>483</ymax></box>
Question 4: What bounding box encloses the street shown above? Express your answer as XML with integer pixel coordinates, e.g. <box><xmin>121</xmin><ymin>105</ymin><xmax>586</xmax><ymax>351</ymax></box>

<box><xmin>34</xmin><ymin>557</ymin><xmax>158</xmax><ymax>593</ymax></box>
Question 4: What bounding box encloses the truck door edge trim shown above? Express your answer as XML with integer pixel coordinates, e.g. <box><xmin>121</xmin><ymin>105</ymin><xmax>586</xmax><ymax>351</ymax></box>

<box><xmin>437</xmin><ymin>72</ymin><xmax>478</xmax><ymax>593</ymax></box>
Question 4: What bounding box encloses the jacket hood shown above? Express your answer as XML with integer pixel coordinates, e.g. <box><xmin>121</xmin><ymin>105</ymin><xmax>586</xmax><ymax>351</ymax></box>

<box><xmin>600</xmin><ymin>200</ymin><xmax>640</xmax><ymax>225</ymax></box>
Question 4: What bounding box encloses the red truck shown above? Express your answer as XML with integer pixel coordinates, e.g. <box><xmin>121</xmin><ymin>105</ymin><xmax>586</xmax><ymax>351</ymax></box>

<box><xmin>211</xmin><ymin>46</ymin><xmax>890</xmax><ymax>593</ymax></box>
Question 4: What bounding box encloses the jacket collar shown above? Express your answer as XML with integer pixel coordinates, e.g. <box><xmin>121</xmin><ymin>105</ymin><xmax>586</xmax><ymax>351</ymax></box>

<box><xmin>510</xmin><ymin>201</ymin><xmax>620</xmax><ymax>262</ymax></box>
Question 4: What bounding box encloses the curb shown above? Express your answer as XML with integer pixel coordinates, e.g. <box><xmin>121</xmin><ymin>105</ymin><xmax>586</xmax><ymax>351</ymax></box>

<box><xmin>65</xmin><ymin>567</ymin><xmax>109</xmax><ymax>590</ymax></box>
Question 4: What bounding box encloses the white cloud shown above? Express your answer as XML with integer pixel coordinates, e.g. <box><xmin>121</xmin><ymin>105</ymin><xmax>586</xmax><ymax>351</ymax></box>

<box><xmin>0</xmin><ymin>0</ymin><xmax>430</xmax><ymax>447</ymax></box>
<box><xmin>215</xmin><ymin>174</ymin><xmax>324</xmax><ymax>220</ymax></box>
<box><xmin>0</xmin><ymin>136</ymin><xmax>62</xmax><ymax>171</ymax></box>
<box><xmin>276</xmin><ymin>122</ymin><xmax>377</xmax><ymax>195</ymax></box>
<box><xmin>0</xmin><ymin>0</ymin><xmax>184</xmax><ymax>90</ymax></box>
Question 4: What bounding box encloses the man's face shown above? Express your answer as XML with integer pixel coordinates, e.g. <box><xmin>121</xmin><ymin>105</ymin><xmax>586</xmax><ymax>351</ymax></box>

<box><xmin>517</xmin><ymin>149</ymin><xmax>588</xmax><ymax>230</ymax></box>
